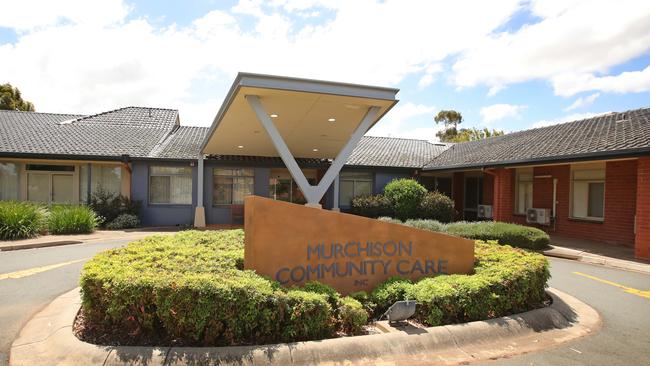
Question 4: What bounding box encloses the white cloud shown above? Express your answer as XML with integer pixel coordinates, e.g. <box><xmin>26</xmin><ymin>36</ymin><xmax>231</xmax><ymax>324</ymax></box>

<box><xmin>564</xmin><ymin>92</ymin><xmax>600</xmax><ymax>111</ymax></box>
<box><xmin>553</xmin><ymin>66</ymin><xmax>650</xmax><ymax>97</ymax></box>
<box><xmin>452</xmin><ymin>0</ymin><xmax>650</xmax><ymax>96</ymax></box>
<box><xmin>417</xmin><ymin>64</ymin><xmax>443</xmax><ymax>88</ymax></box>
<box><xmin>531</xmin><ymin>111</ymin><xmax>610</xmax><ymax>128</ymax></box>
<box><xmin>0</xmin><ymin>0</ymin><xmax>129</xmax><ymax>30</ymax></box>
<box><xmin>480</xmin><ymin>103</ymin><xmax>527</xmax><ymax>124</ymax></box>
<box><xmin>0</xmin><ymin>0</ymin><xmax>524</xmax><ymax>125</ymax></box>
<box><xmin>366</xmin><ymin>102</ymin><xmax>439</xmax><ymax>141</ymax></box>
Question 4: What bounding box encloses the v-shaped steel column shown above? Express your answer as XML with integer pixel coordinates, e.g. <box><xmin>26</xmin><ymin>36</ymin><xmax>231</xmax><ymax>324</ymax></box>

<box><xmin>246</xmin><ymin>95</ymin><xmax>379</xmax><ymax>207</ymax></box>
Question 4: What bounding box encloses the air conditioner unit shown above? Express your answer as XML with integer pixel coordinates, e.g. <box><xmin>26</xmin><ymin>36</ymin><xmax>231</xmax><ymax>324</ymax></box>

<box><xmin>477</xmin><ymin>204</ymin><xmax>493</xmax><ymax>219</ymax></box>
<box><xmin>526</xmin><ymin>208</ymin><xmax>551</xmax><ymax>225</ymax></box>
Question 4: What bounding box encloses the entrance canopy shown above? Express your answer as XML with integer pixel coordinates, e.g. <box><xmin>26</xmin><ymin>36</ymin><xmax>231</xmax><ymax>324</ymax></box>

<box><xmin>200</xmin><ymin>73</ymin><xmax>398</xmax><ymax>159</ymax></box>
<box><xmin>199</xmin><ymin>72</ymin><xmax>399</xmax><ymax>207</ymax></box>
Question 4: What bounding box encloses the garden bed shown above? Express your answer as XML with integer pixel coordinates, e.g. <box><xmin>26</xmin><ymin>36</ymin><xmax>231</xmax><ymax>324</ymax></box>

<box><xmin>76</xmin><ymin>230</ymin><xmax>550</xmax><ymax>347</ymax></box>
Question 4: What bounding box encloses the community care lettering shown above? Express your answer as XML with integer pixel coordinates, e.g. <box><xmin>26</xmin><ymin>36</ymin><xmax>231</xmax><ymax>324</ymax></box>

<box><xmin>275</xmin><ymin>240</ymin><xmax>449</xmax><ymax>285</ymax></box>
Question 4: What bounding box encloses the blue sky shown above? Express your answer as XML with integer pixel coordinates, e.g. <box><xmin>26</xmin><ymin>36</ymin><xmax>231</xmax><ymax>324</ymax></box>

<box><xmin>1</xmin><ymin>0</ymin><xmax>649</xmax><ymax>140</ymax></box>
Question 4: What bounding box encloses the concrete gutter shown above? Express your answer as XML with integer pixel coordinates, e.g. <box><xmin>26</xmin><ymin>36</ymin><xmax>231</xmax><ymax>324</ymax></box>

<box><xmin>543</xmin><ymin>246</ymin><xmax>650</xmax><ymax>275</ymax></box>
<box><xmin>10</xmin><ymin>287</ymin><xmax>600</xmax><ymax>366</ymax></box>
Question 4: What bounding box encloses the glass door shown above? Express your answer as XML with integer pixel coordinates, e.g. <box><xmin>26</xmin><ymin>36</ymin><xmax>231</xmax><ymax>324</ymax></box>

<box><xmin>52</xmin><ymin>174</ymin><xmax>73</xmax><ymax>203</ymax></box>
<box><xmin>463</xmin><ymin>177</ymin><xmax>483</xmax><ymax>221</ymax></box>
<box><xmin>27</xmin><ymin>173</ymin><xmax>50</xmax><ymax>203</ymax></box>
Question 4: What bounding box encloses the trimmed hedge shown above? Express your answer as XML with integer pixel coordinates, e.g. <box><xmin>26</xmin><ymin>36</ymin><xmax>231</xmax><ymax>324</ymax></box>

<box><xmin>80</xmin><ymin>230</ymin><xmax>364</xmax><ymax>346</ymax></box>
<box><xmin>105</xmin><ymin>213</ymin><xmax>140</xmax><ymax>230</ymax></box>
<box><xmin>383</xmin><ymin>179</ymin><xmax>427</xmax><ymax>221</ymax></box>
<box><xmin>0</xmin><ymin>201</ymin><xmax>47</xmax><ymax>240</ymax></box>
<box><xmin>444</xmin><ymin>221</ymin><xmax>550</xmax><ymax>250</ymax></box>
<box><xmin>383</xmin><ymin>218</ymin><xmax>550</xmax><ymax>250</ymax></box>
<box><xmin>48</xmin><ymin>205</ymin><xmax>101</xmax><ymax>234</ymax></box>
<box><xmin>351</xmin><ymin>194</ymin><xmax>392</xmax><ymax>218</ymax></box>
<box><xmin>367</xmin><ymin>242</ymin><xmax>550</xmax><ymax>326</ymax></box>
<box><xmin>80</xmin><ymin>230</ymin><xmax>549</xmax><ymax>346</ymax></box>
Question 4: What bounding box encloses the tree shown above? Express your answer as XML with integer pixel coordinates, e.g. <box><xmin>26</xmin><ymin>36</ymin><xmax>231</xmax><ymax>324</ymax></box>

<box><xmin>0</xmin><ymin>83</ymin><xmax>35</xmax><ymax>111</ymax></box>
<box><xmin>434</xmin><ymin>109</ymin><xmax>505</xmax><ymax>142</ymax></box>
<box><xmin>434</xmin><ymin>110</ymin><xmax>463</xmax><ymax>141</ymax></box>
<box><xmin>450</xmin><ymin>127</ymin><xmax>505</xmax><ymax>142</ymax></box>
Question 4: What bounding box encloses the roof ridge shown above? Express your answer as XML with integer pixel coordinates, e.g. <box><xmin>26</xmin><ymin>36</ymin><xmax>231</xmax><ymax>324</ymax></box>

<box><xmin>0</xmin><ymin>110</ymin><xmax>84</xmax><ymax>117</ymax></box>
<box><xmin>362</xmin><ymin>135</ymin><xmax>432</xmax><ymax>142</ymax></box>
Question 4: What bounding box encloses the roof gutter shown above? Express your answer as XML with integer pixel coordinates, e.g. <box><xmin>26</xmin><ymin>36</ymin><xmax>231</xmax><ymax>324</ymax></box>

<box><xmin>423</xmin><ymin>147</ymin><xmax>650</xmax><ymax>172</ymax></box>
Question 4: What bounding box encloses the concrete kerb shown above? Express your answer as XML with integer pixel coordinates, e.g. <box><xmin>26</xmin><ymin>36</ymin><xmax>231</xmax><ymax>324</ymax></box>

<box><xmin>10</xmin><ymin>287</ymin><xmax>601</xmax><ymax>366</ymax></box>
<box><xmin>0</xmin><ymin>227</ymin><xmax>180</xmax><ymax>252</ymax></box>
<box><xmin>543</xmin><ymin>246</ymin><xmax>650</xmax><ymax>275</ymax></box>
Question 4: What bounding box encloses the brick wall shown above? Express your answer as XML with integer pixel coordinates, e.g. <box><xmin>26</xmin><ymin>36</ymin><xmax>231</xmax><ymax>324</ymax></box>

<box><xmin>483</xmin><ymin>173</ymin><xmax>494</xmax><ymax>205</ymax></box>
<box><xmin>489</xmin><ymin>160</ymin><xmax>638</xmax><ymax>247</ymax></box>
<box><xmin>636</xmin><ymin>157</ymin><xmax>650</xmax><ymax>260</ymax></box>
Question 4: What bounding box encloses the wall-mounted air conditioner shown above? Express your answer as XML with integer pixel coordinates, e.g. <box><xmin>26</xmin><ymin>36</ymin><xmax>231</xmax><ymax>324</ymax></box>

<box><xmin>526</xmin><ymin>208</ymin><xmax>551</xmax><ymax>225</ymax></box>
<box><xmin>477</xmin><ymin>204</ymin><xmax>493</xmax><ymax>219</ymax></box>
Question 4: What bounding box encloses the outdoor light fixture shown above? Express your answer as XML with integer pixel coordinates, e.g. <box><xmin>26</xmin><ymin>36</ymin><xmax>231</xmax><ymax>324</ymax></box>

<box><xmin>237</xmin><ymin>145</ymin><xmax>244</xmax><ymax>149</ymax></box>
<box><xmin>270</xmin><ymin>113</ymin><xmax>278</xmax><ymax>118</ymax></box>
<box><xmin>328</xmin><ymin>118</ymin><xmax>336</xmax><ymax>122</ymax></box>
<box><xmin>312</xmin><ymin>148</ymin><xmax>319</xmax><ymax>152</ymax></box>
<box><xmin>382</xmin><ymin>300</ymin><xmax>417</xmax><ymax>324</ymax></box>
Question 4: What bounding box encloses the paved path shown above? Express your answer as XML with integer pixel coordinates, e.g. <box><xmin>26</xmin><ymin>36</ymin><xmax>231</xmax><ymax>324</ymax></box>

<box><xmin>484</xmin><ymin>258</ymin><xmax>650</xmax><ymax>366</ymax></box>
<box><xmin>0</xmin><ymin>239</ymin><xmax>134</xmax><ymax>366</ymax></box>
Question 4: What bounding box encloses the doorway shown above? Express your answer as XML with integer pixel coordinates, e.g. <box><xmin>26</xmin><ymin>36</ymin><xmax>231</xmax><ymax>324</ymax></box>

<box><xmin>26</xmin><ymin>165</ymin><xmax>75</xmax><ymax>204</ymax></box>
<box><xmin>463</xmin><ymin>176</ymin><xmax>483</xmax><ymax>221</ymax></box>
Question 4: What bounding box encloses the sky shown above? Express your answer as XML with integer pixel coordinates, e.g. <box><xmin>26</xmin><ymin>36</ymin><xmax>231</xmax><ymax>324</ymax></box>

<box><xmin>1</xmin><ymin>0</ymin><xmax>649</xmax><ymax>141</ymax></box>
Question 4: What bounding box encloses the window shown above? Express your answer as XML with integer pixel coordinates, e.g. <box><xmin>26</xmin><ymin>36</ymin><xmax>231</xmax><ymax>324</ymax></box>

<box><xmin>515</xmin><ymin>168</ymin><xmax>533</xmax><ymax>215</ymax></box>
<box><xmin>339</xmin><ymin>171</ymin><xmax>373</xmax><ymax>207</ymax></box>
<box><xmin>268</xmin><ymin>168</ymin><xmax>317</xmax><ymax>204</ymax></box>
<box><xmin>213</xmin><ymin>168</ymin><xmax>254</xmax><ymax>205</ymax></box>
<box><xmin>25</xmin><ymin>164</ymin><xmax>74</xmax><ymax>204</ymax></box>
<box><xmin>80</xmin><ymin>165</ymin><xmax>122</xmax><ymax>203</ymax></box>
<box><xmin>0</xmin><ymin>162</ymin><xmax>19</xmax><ymax>200</ymax></box>
<box><xmin>149</xmin><ymin>166</ymin><xmax>192</xmax><ymax>204</ymax></box>
<box><xmin>571</xmin><ymin>165</ymin><xmax>605</xmax><ymax>220</ymax></box>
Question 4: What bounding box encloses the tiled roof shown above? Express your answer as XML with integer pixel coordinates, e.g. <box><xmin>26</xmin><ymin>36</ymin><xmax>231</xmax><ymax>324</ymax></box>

<box><xmin>0</xmin><ymin>107</ymin><xmax>177</xmax><ymax>159</ymax></box>
<box><xmin>73</xmin><ymin>107</ymin><xmax>178</xmax><ymax>129</ymax></box>
<box><xmin>206</xmin><ymin>154</ymin><xmax>330</xmax><ymax>168</ymax></box>
<box><xmin>424</xmin><ymin>107</ymin><xmax>650</xmax><ymax>170</ymax></box>
<box><xmin>152</xmin><ymin>126</ymin><xmax>209</xmax><ymax>159</ymax></box>
<box><xmin>347</xmin><ymin>136</ymin><xmax>449</xmax><ymax>168</ymax></box>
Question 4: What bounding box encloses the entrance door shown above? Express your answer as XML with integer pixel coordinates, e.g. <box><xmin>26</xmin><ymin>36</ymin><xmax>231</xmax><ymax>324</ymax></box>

<box><xmin>27</xmin><ymin>172</ymin><xmax>73</xmax><ymax>204</ymax></box>
<box><xmin>463</xmin><ymin>177</ymin><xmax>483</xmax><ymax>221</ymax></box>
<box><xmin>52</xmin><ymin>174</ymin><xmax>73</xmax><ymax>203</ymax></box>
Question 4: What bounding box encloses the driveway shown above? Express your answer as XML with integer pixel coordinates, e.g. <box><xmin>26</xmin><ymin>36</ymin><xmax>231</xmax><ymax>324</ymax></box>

<box><xmin>0</xmin><ymin>238</ymin><xmax>151</xmax><ymax>366</ymax></box>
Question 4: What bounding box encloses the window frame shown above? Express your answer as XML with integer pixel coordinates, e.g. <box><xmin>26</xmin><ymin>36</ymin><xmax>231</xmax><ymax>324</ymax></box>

<box><xmin>514</xmin><ymin>168</ymin><xmax>534</xmax><ymax>215</ymax></box>
<box><xmin>570</xmin><ymin>165</ymin><xmax>606</xmax><ymax>222</ymax></box>
<box><xmin>148</xmin><ymin>165</ymin><xmax>193</xmax><ymax>205</ymax></box>
<box><xmin>212</xmin><ymin>168</ymin><xmax>255</xmax><ymax>206</ymax></box>
<box><xmin>338</xmin><ymin>171</ymin><xmax>374</xmax><ymax>208</ymax></box>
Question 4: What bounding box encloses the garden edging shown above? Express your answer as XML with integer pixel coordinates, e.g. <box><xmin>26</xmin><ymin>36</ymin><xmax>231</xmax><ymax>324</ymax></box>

<box><xmin>10</xmin><ymin>287</ymin><xmax>600</xmax><ymax>366</ymax></box>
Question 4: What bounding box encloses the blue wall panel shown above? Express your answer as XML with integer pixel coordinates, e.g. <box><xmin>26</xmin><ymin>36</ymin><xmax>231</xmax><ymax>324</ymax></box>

<box><xmin>131</xmin><ymin>161</ymin><xmax>197</xmax><ymax>227</ymax></box>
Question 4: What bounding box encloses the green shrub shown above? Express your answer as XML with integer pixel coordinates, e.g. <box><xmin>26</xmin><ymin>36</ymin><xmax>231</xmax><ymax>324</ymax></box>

<box><xmin>370</xmin><ymin>276</ymin><xmax>414</xmax><ymax>317</ymax></box>
<box><xmin>419</xmin><ymin>191</ymin><xmax>454</xmax><ymax>223</ymax></box>
<box><xmin>89</xmin><ymin>187</ymin><xmax>140</xmax><ymax>227</ymax></box>
<box><xmin>338</xmin><ymin>296</ymin><xmax>368</xmax><ymax>335</ymax></box>
<box><xmin>404</xmin><ymin>219</ymin><xmax>445</xmax><ymax>232</ymax></box>
<box><xmin>445</xmin><ymin>221</ymin><xmax>550</xmax><ymax>249</ymax></box>
<box><xmin>377</xmin><ymin>216</ymin><xmax>402</xmax><ymax>224</ymax></box>
<box><xmin>106</xmin><ymin>213</ymin><xmax>140</xmax><ymax>230</ymax></box>
<box><xmin>80</xmin><ymin>230</ymin><xmax>549</xmax><ymax>346</ymax></box>
<box><xmin>370</xmin><ymin>242</ymin><xmax>549</xmax><ymax>326</ymax></box>
<box><xmin>0</xmin><ymin>201</ymin><xmax>47</xmax><ymax>240</ymax></box>
<box><xmin>351</xmin><ymin>194</ymin><xmax>393</xmax><ymax>218</ymax></box>
<box><xmin>383</xmin><ymin>179</ymin><xmax>427</xmax><ymax>221</ymax></box>
<box><xmin>47</xmin><ymin>205</ymin><xmax>100</xmax><ymax>234</ymax></box>
<box><xmin>80</xmin><ymin>230</ymin><xmax>336</xmax><ymax>346</ymax></box>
